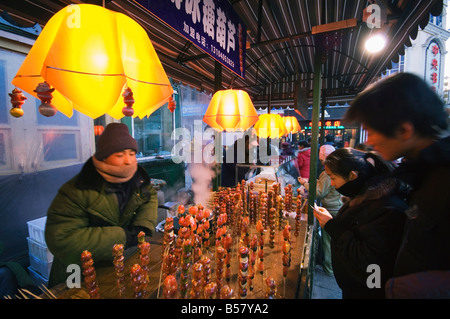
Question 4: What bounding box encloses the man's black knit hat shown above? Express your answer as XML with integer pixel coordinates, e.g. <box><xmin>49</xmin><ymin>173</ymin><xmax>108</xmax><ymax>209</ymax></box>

<box><xmin>94</xmin><ymin>123</ymin><xmax>138</xmax><ymax>160</ymax></box>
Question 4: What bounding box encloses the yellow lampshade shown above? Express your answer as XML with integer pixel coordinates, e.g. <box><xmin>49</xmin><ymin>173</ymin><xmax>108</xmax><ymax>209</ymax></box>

<box><xmin>203</xmin><ymin>89</ymin><xmax>259</xmax><ymax>132</ymax></box>
<box><xmin>12</xmin><ymin>4</ymin><xmax>173</xmax><ymax>119</ymax></box>
<box><xmin>254</xmin><ymin>114</ymin><xmax>287</xmax><ymax>138</ymax></box>
<box><xmin>282</xmin><ymin>116</ymin><xmax>301</xmax><ymax>135</ymax></box>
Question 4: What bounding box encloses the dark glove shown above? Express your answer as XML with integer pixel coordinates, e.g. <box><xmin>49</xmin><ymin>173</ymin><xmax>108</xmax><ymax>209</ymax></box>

<box><xmin>123</xmin><ymin>226</ymin><xmax>150</xmax><ymax>248</ymax></box>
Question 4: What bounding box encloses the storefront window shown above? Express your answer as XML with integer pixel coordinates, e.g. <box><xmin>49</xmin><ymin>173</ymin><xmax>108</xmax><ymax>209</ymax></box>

<box><xmin>0</xmin><ymin>47</ymin><xmax>93</xmax><ymax>174</ymax></box>
<box><xmin>0</xmin><ymin>60</ymin><xmax>8</xmax><ymax>124</ymax></box>
<box><xmin>42</xmin><ymin>131</ymin><xmax>78</xmax><ymax>161</ymax></box>
<box><xmin>133</xmin><ymin>101</ymin><xmax>177</xmax><ymax>157</ymax></box>
<box><xmin>178</xmin><ymin>84</ymin><xmax>211</xmax><ymax>142</ymax></box>
<box><xmin>131</xmin><ymin>83</ymin><xmax>212</xmax><ymax>159</ymax></box>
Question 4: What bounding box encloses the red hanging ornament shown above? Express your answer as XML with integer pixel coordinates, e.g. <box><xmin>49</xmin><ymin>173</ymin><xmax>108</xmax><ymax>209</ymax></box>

<box><xmin>35</xmin><ymin>82</ymin><xmax>57</xmax><ymax>117</ymax></box>
<box><xmin>122</xmin><ymin>87</ymin><xmax>135</xmax><ymax>117</ymax></box>
<box><xmin>9</xmin><ymin>88</ymin><xmax>27</xmax><ymax>118</ymax></box>
<box><xmin>167</xmin><ymin>96</ymin><xmax>176</xmax><ymax>113</ymax></box>
<box><xmin>94</xmin><ymin>125</ymin><xmax>104</xmax><ymax>136</ymax></box>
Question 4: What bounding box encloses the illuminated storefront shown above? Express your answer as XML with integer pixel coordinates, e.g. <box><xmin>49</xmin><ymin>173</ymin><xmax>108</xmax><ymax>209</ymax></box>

<box><xmin>285</xmin><ymin>105</ymin><xmax>361</xmax><ymax>148</ymax></box>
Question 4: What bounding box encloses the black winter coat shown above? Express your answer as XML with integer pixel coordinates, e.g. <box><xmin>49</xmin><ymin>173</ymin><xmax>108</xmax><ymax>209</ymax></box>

<box><xmin>393</xmin><ymin>136</ymin><xmax>450</xmax><ymax>277</ymax></box>
<box><xmin>324</xmin><ymin>176</ymin><xmax>407</xmax><ymax>299</ymax></box>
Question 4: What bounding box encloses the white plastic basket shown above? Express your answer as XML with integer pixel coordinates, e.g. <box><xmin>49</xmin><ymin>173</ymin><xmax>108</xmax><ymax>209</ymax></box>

<box><xmin>29</xmin><ymin>253</ymin><xmax>52</xmax><ymax>279</ymax></box>
<box><xmin>28</xmin><ymin>266</ymin><xmax>49</xmax><ymax>287</ymax></box>
<box><xmin>27</xmin><ymin>237</ymin><xmax>53</xmax><ymax>262</ymax></box>
<box><xmin>27</xmin><ymin>216</ymin><xmax>47</xmax><ymax>245</ymax></box>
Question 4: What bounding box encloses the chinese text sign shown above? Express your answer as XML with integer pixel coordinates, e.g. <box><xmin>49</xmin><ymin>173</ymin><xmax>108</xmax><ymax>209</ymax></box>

<box><xmin>134</xmin><ymin>0</ymin><xmax>246</xmax><ymax>78</ymax></box>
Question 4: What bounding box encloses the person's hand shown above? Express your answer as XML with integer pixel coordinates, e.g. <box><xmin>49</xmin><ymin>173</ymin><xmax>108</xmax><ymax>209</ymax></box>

<box><xmin>298</xmin><ymin>177</ymin><xmax>306</xmax><ymax>185</ymax></box>
<box><xmin>313</xmin><ymin>206</ymin><xmax>333</xmax><ymax>228</ymax></box>
<box><xmin>124</xmin><ymin>226</ymin><xmax>149</xmax><ymax>248</ymax></box>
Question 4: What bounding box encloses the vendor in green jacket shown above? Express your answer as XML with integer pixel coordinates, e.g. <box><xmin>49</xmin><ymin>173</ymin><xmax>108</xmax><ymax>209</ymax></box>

<box><xmin>45</xmin><ymin>123</ymin><xmax>158</xmax><ymax>288</ymax></box>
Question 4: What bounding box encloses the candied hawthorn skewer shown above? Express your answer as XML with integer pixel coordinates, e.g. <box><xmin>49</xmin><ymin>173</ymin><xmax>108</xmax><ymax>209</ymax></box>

<box><xmin>282</xmin><ymin>223</ymin><xmax>292</xmax><ymax>297</ymax></box>
<box><xmin>256</xmin><ymin>220</ymin><xmax>265</xmax><ymax>276</ymax></box>
<box><xmin>265</xmin><ymin>277</ymin><xmax>277</xmax><ymax>299</ymax></box>
<box><xmin>139</xmin><ymin>241</ymin><xmax>150</xmax><ymax>296</ymax></box>
<box><xmin>285</xmin><ymin>184</ymin><xmax>293</xmax><ymax>213</ymax></box>
<box><xmin>277</xmin><ymin>193</ymin><xmax>284</xmax><ymax>230</ymax></box>
<box><xmin>241</xmin><ymin>179</ymin><xmax>247</xmax><ymax>217</ymax></box>
<box><xmin>179</xmin><ymin>239</ymin><xmax>192</xmax><ymax>299</ymax></box>
<box><xmin>282</xmin><ymin>223</ymin><xmax>292</xmax><ymax>277</ymax></box>
<box><xmin>130</xmin><ymin>264</ymin><xmax>147</xmax><ymax>299</ymax></box>
<box><xmin>220</xmin><ymin>285</ymin><xmax>234</xmax><ymax>299</ymax></box>
<box><xmin>222</xmin><ymin>233</ymin><xmax>233</xmax><ymax>283</ymax></box>
<box><xmin>268</xmin><ymin>208</ymin><xmax>276</xmax><ymax>249</ymax></box>
<box><xmin>190</xmin><ymin>261</ymin><xmax>203</xmax><ymax>299</ymax></box>
<box><xmin>238</xmin><ymin>246</ymin><xmax>249</xmax><ymax>299</ymax></box>
<box><xmin>295</xmin><ymin>190</ymin><xmax>302</xmax><ymax>237</ymax></box>
<box><xmin>215</xmin><ymin>245</ymin><xmax>226</xmax><ymax>298</ymax></box>
<box><xmin>201</xmin><ymin>255</ymin><xmax>212</xmax><ymax>286</ymax></box>
<box><xmin>163</xmin><ymin>275</ymin><xmax>178</xmax><ymax>299</ymax></box>
<box><xmin>137</xmin><ymin>230</ymin><xmax>146</xmax><ymax>253</ymax></box>
<box><xmin>249</xmin><ymin>234</ymin><xmax>257</xmax><ymax>292</ymax></box>
<box><xmin>162</xmin><ymin>217</ymin><xmax>176</xmax><ymax>277</ymax></box>
<box><xmin>260</xmin><ymin>193</ymin><xmax>268</xmax><ymax>229</ymax></box>
<box><xmin>112</xmin><ymin>244</ymin><xmax>125</xmax><ymax>298</ymax></box>
<box><xmin>81</xmin><ymin>250</ymin><xmax>100</xmax><ymax>299</ymax></box>
<box><xmin>204</xmin><ymin>282</ymin><xmax>217</xmax><ymax>299</ymax></box>
<box><xmin>163</xmin><ymin>217</ymin><xmax>174</xmax><ymax>256</ymax></box>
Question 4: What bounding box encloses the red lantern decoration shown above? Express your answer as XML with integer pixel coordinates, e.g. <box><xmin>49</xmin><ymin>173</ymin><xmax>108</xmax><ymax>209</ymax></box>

<box><xmin>35</xmin><ymin>82</ymin><xmax>57</xmax><ymax>117</ymax></box>
<box><xmin>94</xmin><ymin>125</ymin><xmax>104</xmax><ymax>136</ymax></box>
<box><xmin>122</xmin><ymin>87</ymin><xmax>135</xmax><ymax>117</ymax></box>
<box><xmin>9</xmin><ymin>88</ymin><xmax>27</xmax><ymax>118</ymax></box>
<box><xmin>167</xmin><ymin>96</ymin><xmax>176</xmax><ymax>113</ymax></box>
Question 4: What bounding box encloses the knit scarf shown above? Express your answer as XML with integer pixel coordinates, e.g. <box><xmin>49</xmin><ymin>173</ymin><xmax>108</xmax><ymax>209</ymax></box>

<box><xmin>92</xmin><ymin>156</ymin><xmax>138</xmax><ymax>184</ymax></box>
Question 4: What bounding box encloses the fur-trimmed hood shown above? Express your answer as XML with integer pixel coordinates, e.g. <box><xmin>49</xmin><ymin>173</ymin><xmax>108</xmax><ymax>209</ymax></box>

<box><xmin>346</xmin><ymin>176</ymin><xmax>408</xmax><ymax>208</ymax></box>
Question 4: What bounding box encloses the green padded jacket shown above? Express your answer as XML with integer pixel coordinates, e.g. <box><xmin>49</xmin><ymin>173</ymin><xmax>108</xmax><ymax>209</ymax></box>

<box><xmin>45</xmin><ymin>157</ymin><xmax>157</xmax><ymax>288</ymax></box>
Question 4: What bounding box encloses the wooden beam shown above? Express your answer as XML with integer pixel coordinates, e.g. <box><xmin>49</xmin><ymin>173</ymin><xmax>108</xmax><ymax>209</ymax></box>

<box><xmin>311</xmin><ymin>18</ymin><xmax>358</xmax><ymax>34</ymax></box>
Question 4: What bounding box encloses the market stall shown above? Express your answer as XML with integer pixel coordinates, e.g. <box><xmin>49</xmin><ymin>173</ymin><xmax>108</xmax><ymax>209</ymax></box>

<box><xmin>40</xmin><ymin>182</ymin><xmax>311</xmax><ymax>299</ymax></box>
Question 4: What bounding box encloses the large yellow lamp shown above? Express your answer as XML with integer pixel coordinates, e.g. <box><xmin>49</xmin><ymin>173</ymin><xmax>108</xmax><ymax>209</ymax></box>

<box><xmin>282</xmin><ymin>116</ymin><xmax>301</xmax><ymax>135</ymax></box>
<box><xmin>12</xmin><ymin>4</ymin><xmax>173</xmax><ymax>119</ymax></box>
<box><xmin>254</xmin><ymin>113</ymin><xmax>287</xmax><ymax>138</ymax></box>
<box><xmin>203</xmin><ymin>89</ymin><xmax>259</xmax><ymax>131</ymax></box>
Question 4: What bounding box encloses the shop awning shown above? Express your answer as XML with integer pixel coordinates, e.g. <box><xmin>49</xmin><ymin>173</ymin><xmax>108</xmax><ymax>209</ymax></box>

<box><xmin>0</xmin><ymin>0</ymin><xmax>444</xmax><ymax>109</ymax></box>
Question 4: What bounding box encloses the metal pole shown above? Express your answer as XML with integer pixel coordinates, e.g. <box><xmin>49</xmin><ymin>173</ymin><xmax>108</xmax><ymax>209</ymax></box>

<box><xmin>213</xmin><ymin>61</ymin><xmax>222</xmax><ymax>191</ymax></box>
<box><xmin>307</xmin><ymin>49</ymin><xmax>322</xmax><ymax>225</ymax></box>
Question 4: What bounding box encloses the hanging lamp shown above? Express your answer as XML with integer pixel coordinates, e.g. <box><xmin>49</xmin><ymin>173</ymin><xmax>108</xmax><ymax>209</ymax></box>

<box><xmin>254</xmin><ymin>113</ymin><xmax>287</xmax><ymax>139</ymax></box>
<box><xmin>12</xmin><ymin>4</ymin><xmax>173</xmax><ymax>119</ymax></box>
<box><xmin>203</xmin><ymin>89</ymin><xmax>259</xmax><ymax>132</ymax></box>
<box><xmin>282</xmin><ymin>116</ymin><xmax>301</xmax><ymax>135</ymax></box>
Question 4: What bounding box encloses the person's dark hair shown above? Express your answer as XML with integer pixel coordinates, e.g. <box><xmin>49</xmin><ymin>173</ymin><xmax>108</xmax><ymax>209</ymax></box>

<box><xmin>298</xmin><ymin>140</ymin><xmax>310</xmax><ymax>148</ymax></box>
<box><xmin>324</xmin><ymin>148</ymin><xmax>394</xmax><ymax>180</ymax></box>
<box><xmin>354</xmin><ymin>143</ymin><xmax>373</xmax><ymax>152</ymax></box>
<box><xmin>345</xmin><ymin>72</ymin><xmax>447</xmax><ymax>138</ymax></box>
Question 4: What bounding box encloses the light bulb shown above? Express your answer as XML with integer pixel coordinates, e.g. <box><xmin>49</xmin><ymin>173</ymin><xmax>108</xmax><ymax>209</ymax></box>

<box><xmin>365</xmin><ymin>34</ymin><xmax>387</xmax><ymax>53</ymax></box>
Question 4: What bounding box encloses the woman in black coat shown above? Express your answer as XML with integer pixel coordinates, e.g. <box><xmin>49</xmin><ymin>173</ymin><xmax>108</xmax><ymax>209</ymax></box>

<box><xmin>313</xmin><ymin>148</ymin><xmax>408</xmax><ymax>299</ymax></box>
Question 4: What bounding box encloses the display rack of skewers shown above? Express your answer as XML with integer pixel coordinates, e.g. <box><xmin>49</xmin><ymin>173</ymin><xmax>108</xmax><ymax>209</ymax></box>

<box><xmin>37</xmin><ymin>181</ymin><xmax>309</xmax><ymax>299</ymax></box>
<box><xmin>158</xmin><ymin>181</ymin><xmax>310</xmax><ymax>299</ymax></box>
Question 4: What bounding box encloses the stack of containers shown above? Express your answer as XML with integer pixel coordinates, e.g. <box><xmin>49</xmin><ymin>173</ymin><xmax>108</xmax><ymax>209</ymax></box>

<box><xmin>26</xmin><ymin>216</ymin><xmax>53</xmax><ymax>287</ymax></box>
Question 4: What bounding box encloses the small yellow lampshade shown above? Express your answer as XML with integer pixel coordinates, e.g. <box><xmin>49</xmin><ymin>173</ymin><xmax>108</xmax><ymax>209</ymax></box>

<box><xmin>254</xmin><ymin>114</ymin><xmax>287</xmax><ymax>138</ymax></box>
<box><xmin>282</xmin><ymin>116</ymin><xmax>301</xmax><ymax>135</ymax></box>
<box><xmin>12</xmin><ymin>4</ymin><xmax>173</xmax><ymax>119</ymax></box>
<box><xmin>203</xmin><ymin>89</ymin><xmax>259</xmax><ymax>132</ymax></box>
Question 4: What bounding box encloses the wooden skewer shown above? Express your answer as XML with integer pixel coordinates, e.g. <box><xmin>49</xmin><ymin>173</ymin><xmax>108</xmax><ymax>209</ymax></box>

<box><xmin>20</xmin><ymin>288</ymin><xmax>42</xmax><ymax>299</ymax></box>
<box><xmin>39</xmin><ymin>284</ymin><xmax>57</xmax><ymax>299</ymax></box>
